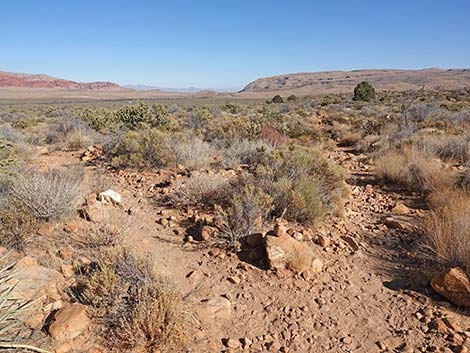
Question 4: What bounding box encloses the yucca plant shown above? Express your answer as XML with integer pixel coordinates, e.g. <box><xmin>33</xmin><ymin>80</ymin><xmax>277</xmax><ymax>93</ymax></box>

<box><xmin>0</xmin><ymin>253</ymin><xmax>51</xmax><ymax>353</ymax></box>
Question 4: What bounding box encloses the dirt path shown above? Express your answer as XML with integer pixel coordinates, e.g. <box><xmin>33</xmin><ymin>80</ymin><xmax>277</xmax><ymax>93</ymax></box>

<box><xmin>34</xmin><ymin>146</ymin><xmax>470</xmax><ymax>352</ymax></box>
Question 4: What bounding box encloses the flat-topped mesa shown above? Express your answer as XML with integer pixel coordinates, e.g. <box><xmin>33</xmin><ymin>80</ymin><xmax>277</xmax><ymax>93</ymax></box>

<box><xmin>240</xmin><ymin>68</ymin><xmax>470</xmax><ymax>94</ymax></box>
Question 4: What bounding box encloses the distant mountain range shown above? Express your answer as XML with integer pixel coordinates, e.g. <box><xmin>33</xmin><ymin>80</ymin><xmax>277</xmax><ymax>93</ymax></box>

<box><xmin>240</xmin><ymin>68</ymin><xmax>470</xmax><ymax>95</ymax></box>
<box><xmin>0</xmin><ymin>71</ymin><xmax>122</xmax><ymax>91</ymax></box>
<box><xmin>123</xmin><ymin>84</ymin><xmax>203</xmax><ymax>93</ymax></box>
<box><xmin>1</xmin><ymin>68</ymin><xmax>470</xmax><ymax>100</ymax></box>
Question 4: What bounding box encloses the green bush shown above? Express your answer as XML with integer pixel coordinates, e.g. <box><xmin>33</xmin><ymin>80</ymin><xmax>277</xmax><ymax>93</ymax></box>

<box><xmin>353</xmin><ymin>81</ymin><xmax>376</xmax><ymax>102</ymax></box>
<box><xmin>115</xmin><ymin>102</ymin><xmax>170</xmax><ymax>130</ymax></box>
<box><xmin>111</xmin><ymin>128</ymin><xmax>173</xmax><ymax>168</ymax></box>
<box><xmin>287</xmin><ymin>94</ymin><xmax>298</xmax><ymax>102</ymax></box>
<box><xmin>257</xmin><ymin>145</ymin><xmax>347</xmax><ymax>224</ymax></box>
<box><xmin>271</xmin><ymin>95</ymin><xmax>284</xmax><ymax>104</ymax></box>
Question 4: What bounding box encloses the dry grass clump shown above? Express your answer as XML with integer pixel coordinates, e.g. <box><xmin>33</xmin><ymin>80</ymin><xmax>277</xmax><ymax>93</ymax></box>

<box><xmin>417</xmin><ymin>134</ymin><xmax>470</xmax><ymax>165</ymax></box>
<box><xmin>0</xmin><ymin>202</ymin><xmax>37</xmax><ymax>251</ymax></box>
<box><xmin>6</xmin><ymin>166</ymin><xmax>84</xmax><ymax>220</ymax></box>
<box><xmin>221</xmin><ymin>138</ymin><xmax>273</xmax><ymax>169</ymax></box>
<box><xmin>215</xmin><ymin>185</ymin><xmax>273</xmax><ymax>248</ymax></box>
<box><xmin>169</xmin><ymin>172</ymin><xmax>229</xmax><ymax>207</ymax></box>
<box><xmin>169</xmin><ymin>135</ymin><xmax>216</xmax><ymax>170</ymax></box>
<box><xmin>423</xmin><ymin>188</ymin><xmax>470</xmax><ymax>270</ymax></box>
<box><xmin>77</xmin><ymin>246</ymin><xmax>188</xmax><ymax>352</ymax></box>
<box><xmin>338</xmin><ymin>131</ymin><xmax>362</xmax><ymax>147</ymax></box>
<box><xmin>374</xmin><ymin>146</ymin><xmax>456</xmax><ymax>193</ymax></box>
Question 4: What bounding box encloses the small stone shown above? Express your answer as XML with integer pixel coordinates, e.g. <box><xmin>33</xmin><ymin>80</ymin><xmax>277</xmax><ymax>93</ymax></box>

<box><xmin>444</xmin><ymin>317</ymin><xmax>462</xmax><ymax>332</ymax></box>
<box><xmin>58</xmin><ymin>248</ymin><xmax>73</xmax><ymax>260</ymax></box>
<box><xmin>208</xmin><ymin>248</ymin><xmax>221</xmax><ymax>257</ymax></box>
<box><xmin>392</xmin><ymin>203</ymin><xmax>411</xmax><ymax>215</ymax></box>
<box><xmin>227</xmin><ymin>276</ymin><xmax>241</xmax><ymax>284</ymax></box>
<box><xmin>63</xmin><ymin>223</ymin><xmax>79</xmax><ymax>233</ymax></box>
<box><xmin>60</xmin><ymin>265</ymin><xmax>74</xmax><ymax>278</ymax></box>
<box><xmin>342</xmin><ymin>336</ymin><xmax>353</xmax><ymax>345</ymax></box>
<box><xmin>222</xmin><ymin>338</ymin><xmax>240</xmax><ymax>349</ymax></box>
<box><xmin>316</xmin><ymin>234</ymin><xmax>330</xmax><ymax>247</ymax></box>
<box><xmin>429</xmin><ymin>318</ymin><xmax>448</xmax><ymax>333</ymax></box>
<box><xmin>340</xmin><ymin>235</ymin><xmax>360</xmax><ymax>251</ymax></box>
<box><xmin>98</xmin><ymin>189</ymin><xmax>122</xmax><ymax>206</ymax></box>
<box><xmin>37</xmin><ymin>223</ymin><xmax>55</xmax><ymax>237</ymax></box>
<box><xmin>311</xmin><ymin>258</ymin><xmax>323</xmax><ymax>273</ymax></box>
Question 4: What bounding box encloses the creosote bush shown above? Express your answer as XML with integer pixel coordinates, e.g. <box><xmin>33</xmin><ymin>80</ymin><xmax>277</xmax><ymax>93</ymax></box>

<box><xmin>7</xmin><ymin>166</ymin><xmax>84</xmax><ymax>220</ymax></box>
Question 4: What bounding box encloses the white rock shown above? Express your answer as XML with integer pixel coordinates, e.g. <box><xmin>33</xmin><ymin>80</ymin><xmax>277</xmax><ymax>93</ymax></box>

<box><xmin>98</xmin><ymin>189</ymin><xmax>122</xmax><ymax>206</ymax></box>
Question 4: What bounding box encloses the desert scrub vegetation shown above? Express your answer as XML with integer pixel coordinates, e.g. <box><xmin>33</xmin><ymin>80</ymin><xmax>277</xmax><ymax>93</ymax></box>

<box><xmin>5</xmin><ymin>166</ymin><xmax>84</xmax><ymax>220</ymax></box>
<box><xmin>221</xmin><ymin>138</ymin><xmax>273</xmax><ymax>169</ymax></box>
<box><xmin>353</xmin><ymin>81</ymin><xmax>376</xmax><ymax>102</ymax></box>
<box><xmin>215</xmin><ymin>184</ymin><xmax>273</xmax><ymax>248</ymax></box>
<box><xmin>374</xmin><ymin>146</ymin><xmax>457</xmax><ymax>193</ymax></box>
<box><xmin>169</xmin><ymin>172</ymin><xmax>229</xmax><ymax>207</ymax></box>
<box><xmin>0</xmin><ymin>201</ymin><xmax>38</xmax><ymax>251</ymax></box>
<box><xmin>256</xmin><ymin>145</ymin><xmax>347</xmax><ymax>224</ymax></box>
<box><xmin>423</xmin><ymin>187</ymin><xmax>470</xmax><ymax>271</ymax></box>
<box><xmin>75</xmin><ymin>245</ymin><xmax>188</xmax><ymax>352</ymax></box>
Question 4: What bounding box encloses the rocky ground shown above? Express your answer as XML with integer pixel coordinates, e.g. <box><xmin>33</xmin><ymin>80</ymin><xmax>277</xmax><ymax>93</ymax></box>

<box><xmin>9</xmin><ymin>141</ymin><xmax>470</xmax><ymax>353</ymax></box>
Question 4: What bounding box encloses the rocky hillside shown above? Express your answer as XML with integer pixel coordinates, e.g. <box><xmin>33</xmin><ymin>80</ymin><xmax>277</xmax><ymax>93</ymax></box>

<box><xmin>0</xmin><ymin>71</ymin><xmax>122</xmax><ymax>90</ymax></box>
<box><xmin>241</xmin><ymin>68</ymin><xmax>470</xmax><ymax>95</ymax></box>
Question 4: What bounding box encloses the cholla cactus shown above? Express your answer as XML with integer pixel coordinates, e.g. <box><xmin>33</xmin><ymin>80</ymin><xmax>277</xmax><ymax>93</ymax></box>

<box><xmin>0</xmin><ymin>140</ymin><xmax>16</xmax><ymax>175</ymax></box>
<box><xmin>242</xmin><ymin>119</ymin><xmax>262</xmax><ymax>139</ymax></box>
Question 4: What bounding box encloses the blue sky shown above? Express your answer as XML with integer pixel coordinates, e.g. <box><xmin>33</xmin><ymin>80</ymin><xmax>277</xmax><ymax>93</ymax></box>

<box><xmin>1</xmin><ymin>0</ymin><xmax>469</xmax><ymax>89</ymax></box>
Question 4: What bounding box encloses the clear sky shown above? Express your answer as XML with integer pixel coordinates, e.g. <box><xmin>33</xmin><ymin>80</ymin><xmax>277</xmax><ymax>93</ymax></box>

<box><xmin>2</xmin><ymin>0</ymin><xmax>469</xmax><ymax>89</ymax></box>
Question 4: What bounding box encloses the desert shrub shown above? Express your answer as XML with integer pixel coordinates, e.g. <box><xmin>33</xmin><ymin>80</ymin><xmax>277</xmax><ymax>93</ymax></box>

<box><xmin>271</xmin><ymin>95</ymin><xmax>284</xmax><ymax>104</ymax></box>
<box><xmin>257</xmin><ymin>145</ymin><xmax>347</xmax><ymax>224</ymax></box>
<box><xmin>258</xmin><ymin>126</ymin><xmax>289</xmax><ymax>146</ymax></box>
<box><xmin>169</xmin><ymin>135</ymin><xmax>216</xmax><ymax>170</ymax></box>
<box><xmin>0</xmin><ymin>202</ymin><xmax>37</xmax><ymax>251</ymax></box>
<box><xmin>183</xmin><ymin>106</ymin><xmax>214</xmax><ymax>130</ymax></box>
<box><xmin>353</xmin><ymin>81</ymin><xmax>375</xmax><ymax>102</ymax></box>
<box><xmin>0</xmin><ymin>125</ymin><xmax>25</xmax><ymax>144</ymax></box>
<box><xmin>339</xmin><ymin>131</ymin><xmax>362</xmax><ymax>147</ymax></box>
<box><xmin>78</xmin><ymin>108</ymin><xmax>118</xmax><ymax>131</ymax></box>
<box><xmin>374</xmin><ymin>146</ymin><xmax>457</xmax><ymax>193</ymax></box>
<box><xmin>47</xmin><ymin>116</ymin><xmax>97</xmax><ymax>151</ymax></box>
<box><xmin>221</xmin><ymin>138</ymin><xmax>273</xmax><ymax>169</ymax></box>
<box><xmin>77</xmin><ymin>247</ymin><xmax>187</xmax><ymax>351</ymax></box>
<box><xmin>7</xmin><ymin>166</ymin><xmax>84</xmax><ymax>220</ymax></box>
<box><xmin>169</xmin><ymin>173</ymin><xmax>229</xmax><ymax>207</ymax></box>
<box><xmin>287</xmin><ymin>94</ymin><xmax>298</xmax><ymax>102</ymax></box>
<box><xmin>215</xmin><ymin>185</ymin><xmax>273</xmax><ymax>248</ymax></box>
<box><xmin>417</xmin><ymin>134</ymin><xmax>470</xmax><ymax>164</ymax></box>
<box><xmin>111</xmin><ymin>128</ymin><xmax>173</xmax><ymax>168</ymax></box>
<box><xmin>115</xmin><ymin>102</ymin><xmax>170</xmax><ymax>130</ymax></box>
<box><xmin>423</xmin><ymin>188</ymin><xmax>470</xmax><ymax>270</ymax></box>
<box><xmin>0</xmin><ymin>140</ymin><xmax>17</xmax><ymax>176</ymax></box>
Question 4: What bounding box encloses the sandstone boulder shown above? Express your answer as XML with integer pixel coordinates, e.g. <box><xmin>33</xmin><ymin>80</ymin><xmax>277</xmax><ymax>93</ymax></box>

<box><xmin>431</xmin><ymin>267</ymin><xmax>470</xmax><ymax>307</ymax></box>
<box><xmin>48</xmin><ymin>303</ymin><xmax>90</xmax><ymax>342</ymax></box>
<box><xmin>264</xmin><ymin>233</ymin><xmax>321</xmax><ymax>272</ymax></box>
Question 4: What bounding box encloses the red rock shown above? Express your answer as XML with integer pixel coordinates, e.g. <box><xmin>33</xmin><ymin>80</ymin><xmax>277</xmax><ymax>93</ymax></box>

<box><xmin>63</xmin><ymin>223</ymin><xmax>80</xmax><ymax>233</ymax></box>
<box><xmin>48</xmin><ymin>303</ymin><xmax>90</xmax><ymax>342</ymax></box>
<box><xmin>431</xmin><ymin>268</ymin><xmax>470</xmax><ymax>307</ymax></box>
<box><xmin>37</xmin><ymin>223</ymin><xmax>55</xmax><ymax>237</ymax></box>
